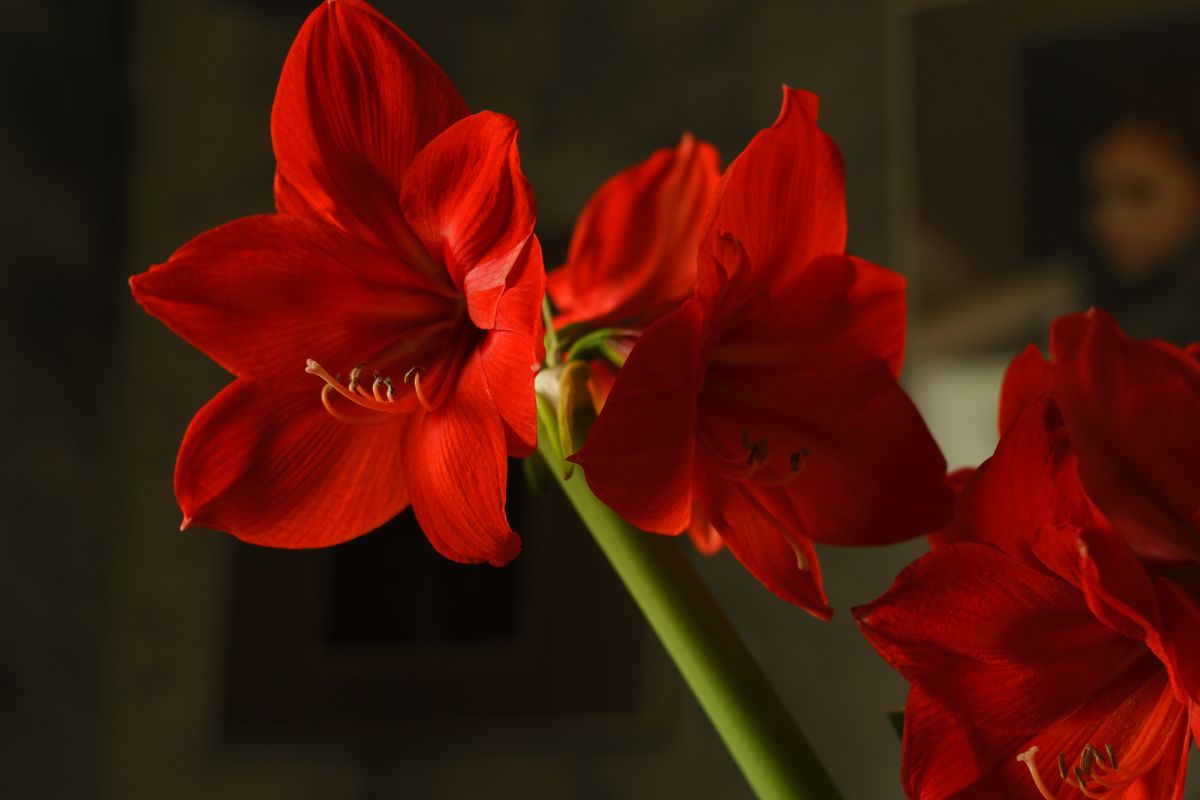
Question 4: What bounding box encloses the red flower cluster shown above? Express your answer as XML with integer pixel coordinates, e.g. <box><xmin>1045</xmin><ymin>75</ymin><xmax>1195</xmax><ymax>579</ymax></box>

<box><xmin>127</xmin><ymin>4</ymin><xmax>1200</xmax><ymax>793</ymax></box>
<box><xmin>130</xmin><ymin>0</ymin><xmax>543</xmax><ymax>565</ymax></box>
<box><xmin>856</xmin><ymin>311</ymin><xmax>1200</xmax><ymax>799</ymax></box>
<box><xmin>134</xmin><ymin>0</ymin><xmax>954</xmax><ymax>619</ymax></box>
<box><xmin>566</xmin><ymin>89</ymin><xmax>953</xmax><ymax>618</ymax></box>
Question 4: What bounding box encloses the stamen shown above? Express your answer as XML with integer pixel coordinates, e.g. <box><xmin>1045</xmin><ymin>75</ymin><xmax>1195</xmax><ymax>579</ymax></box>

<box><xmin>371</xmin><ymin>374</ymin><xmax>395</xmax><ymax>402</ymax></box>
<box><xmin>306</xmin><ymin>359</ymin><xmax>414</xmax><ymax>419</ymax></box>
<box><xmin>319</xmin><ymin>384</ymin><xmax>371</xmax><ymax>423</ymax></box>
<box><xmin>1020</xmin><ymin>743</ymin><xmax>1127</xmax><ymax>800</ymax></box>
<box><xmin>702</xmin><ymin>429</ymin><xmax>811</xmax><ymax>486</ymax></box>
<box><xmin>1017</xmin><ymin>747</ymin><xmax>1059</xmax><ymax>800</ymax></box>
<box><xmin>404</xmin><ymin>366</ymin><xmax>435</xmax><ymax>412</ymax></box>
<box><xmin>752</xmin><ymin>447</ymin><xmax>811</xmax><ymax>487</ymax></box>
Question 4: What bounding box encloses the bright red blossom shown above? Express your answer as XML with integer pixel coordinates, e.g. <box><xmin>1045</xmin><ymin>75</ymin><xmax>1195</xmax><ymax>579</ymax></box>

<box><xmin>548</xmin><ymin>133</ymin><xmax>720</xmax><ymax>330</ymax></box>
<box><xmin>857</xmin><ymin>312</ymin><xmax>1200</xmax><ymax>799</ymax></box>
<box><xmin>130</xmin><ymin>0</ymin><xmax>543</xmax><ymax>564</ymax></box>
<box><xmin>571</xmin><ymin>88</ymin><xmax>953</xmax><ymax>618</ymax></box>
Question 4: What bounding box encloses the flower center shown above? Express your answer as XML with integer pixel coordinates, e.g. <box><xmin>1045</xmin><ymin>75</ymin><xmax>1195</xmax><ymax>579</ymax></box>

<box><xmin>305</xmin><ymin>359</ymin><xmax>434</xmax><ymax>423</ymax></box>
<box><xmin>1017</xmin><ymin>744</ymin><xmax>1128</xmax><ymax>799</ymax></box>
<box><xmin>700</xmin><ymin>427</ymin><xmax>810</xmax><ymax>487</ymax></box>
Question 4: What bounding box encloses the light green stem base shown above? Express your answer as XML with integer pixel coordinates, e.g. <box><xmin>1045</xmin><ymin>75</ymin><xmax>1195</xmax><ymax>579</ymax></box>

<box><xmin>537</xmin><ymin>415</ymin><xmax>842</xmax><ymax>800</ymax></box>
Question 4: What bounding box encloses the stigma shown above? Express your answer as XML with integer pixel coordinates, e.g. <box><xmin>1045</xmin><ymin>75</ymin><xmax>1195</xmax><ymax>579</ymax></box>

<box><xmin>305</xmin><ymin>359</ymin><xmax>431</xmax><ymax>421</ymax></box>
<box><xmin>1017</xmin><ymin>744</ymin><xmax>1126</xmax><ymax>799</ymax></box>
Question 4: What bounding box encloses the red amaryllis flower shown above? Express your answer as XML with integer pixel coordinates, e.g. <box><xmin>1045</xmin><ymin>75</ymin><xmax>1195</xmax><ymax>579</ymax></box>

<box><xmin>570</xmin><ymin>87</ymin><xmax>953</xmax><ymax>618</ymax></box>
<box><xmin>547</xmin><ymin>134</ymin><xmax>720</xmax><ymax>330</ymax></box>
<box><xmin>129</xmin><ymin>0</ymin><xmax>543</xmax><ymax>565</ymax></box>
<box><xmin>549</xmin><ymin>135</ymin><xmax>723</xmax><ymax>555</ymax></box>
<box><xmin>856</xmin><ymin>396</ymin><xmax>1200</xmax><ymax>799</ymax></box>
<box><xmin>999</xmin><ymin>310</ymin><xmax>1200</xmax><ymax>567</ymax></box>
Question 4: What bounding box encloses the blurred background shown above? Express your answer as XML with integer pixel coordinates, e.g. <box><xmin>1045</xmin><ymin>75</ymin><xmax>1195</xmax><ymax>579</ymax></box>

<box><xmin>3</xmin><ymin>0</ymin><xmax>1200</xmax><ymax>797</ymax></box>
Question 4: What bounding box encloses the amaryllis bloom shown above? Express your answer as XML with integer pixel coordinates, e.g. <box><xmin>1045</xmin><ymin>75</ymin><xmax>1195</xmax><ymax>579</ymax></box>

<box><xmin>129</xmin><ymin>0</ymin><xmax>543</xmax><ymax>565</ymax></box>
<box><xmin>549</xmin><ymin>135</ymin><xmax>721</xmax><ymax>555</ymax></box>
<box><xmin>548</xmin><ymin>134</ymin><xmax>720</xmax><ymax>330</ymax></box>
<box><xmin>856</xmin><ymin>395</ymin><xmax>1200</xmax><ymax>799</ymax></box>
<box><xmin>999</xmin><ymin>310</ymin><xmax>1200</xmax><ymax>568</ymax></box>
<box><xmin>570</xmin><ymin>87</ymin><xmax>953</xmax><ymax>618</ymax></box>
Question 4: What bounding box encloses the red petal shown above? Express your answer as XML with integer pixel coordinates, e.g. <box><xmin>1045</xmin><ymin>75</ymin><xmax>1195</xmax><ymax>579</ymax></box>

<box><xmin>548</xmin><ymin>134</ymin><xmax>720</xmax><ymax>328</ymax></box>
<box><xmin>900</xmin><ymin>686</ymin><xmax>1027</xmax><ymax>800</ymax></box>
<box><xmin>570</xmin><ymin>301</ymin><xmax>704</xmax><ymax>534</ymax></box>
<box><xmin>176</xmin><ymin>379</ymin><xmax>410</xmax><ymax>547</ymax></box>
<box><xmin>702</xmin><ymin>86</ymin><xmax>846</xmax><ymax>296</ymax></box>
<box><xmin>927</xmin><ymin>467</ymin><xmax>976</xmax><ymax>548</ymax></box>
<box><xmin>958</xmin><ymin>396</ymin><xmax>1101</xmax><ymax>562</ymax></box>
<box><xmin>1053</xmin><ymin>527</ymin><xmax>1163</xmax><ymax>645</ymax></box>
<box><xmin>695</xmin><ymin>463</ymin><xmax>831</xmax><ymax>618</ymax></box>
<box><xmin>271</xmin><ymin>0</ymin><xmax>467</xmax><ymax>252</ymax></box>
<box><xmin>479</xmin><ymin>237</ymin><xmax>545</xmax><ymax>456</ymax></box>
<box><xmin>998</xmin><ymin>343</ymin><xmax>1053</xmax><ymax>434</ymax></box>
<box><xmin>704</xmin><ymin>254</ymin><xmax>907</xmax><ymax>379</ymax></box>
<box><xmin>854</xmin><ymin>541</ymin><xmax>1142</xmax><ymax>735</ymax></box>
<box><xmin>1051</xmin><ymin>310</ymin><xmax>1200</xmax><ymax>564</ymax></box>
<box><xmin>400</xmin><ymin>112</ymin><xmax>535</xmax><ymax>330</ymax></box>
<box><xmin>404</xmin><ymin>354</ymin><xmax>520</xmax><ymax>566</ymax></box>
<box><xmin>586</xmin><ymin>358</ymin><xmax>619</xmax><ymax>413</ymax></box>
<box><xmin>685</xmin><ymin>503</ymin><xmax>725</xmax><ymax>556</ymax></box>
<box><xmin>1155</xmin><ymin>578</ymin><xmax>1200</xmax><ymax>728</ymax></box>
<box><xmin>130</xmin><ymin>215</ymin><xmax>455</xmax><ymax>382</ymax></box>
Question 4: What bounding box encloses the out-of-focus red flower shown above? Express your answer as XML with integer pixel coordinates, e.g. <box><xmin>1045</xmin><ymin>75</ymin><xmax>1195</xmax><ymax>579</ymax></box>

<box><xmin>998</xmin><ymin>311</ymin><xmax>1200</xmax><ymax>567</ymax></box>
<box><xmin>856</xmin><ymin>396</ymin><xmax>1200</xmax><ymax>799</ymax></box>
<box><xmin>548</xmin><ymin>134</ymin><xmax>720</xmax><ymax>330</ymax></box>
<box><xmin>570</xmin><ymin>87</ymin><xmax>953</xmax><ymax>618</ymax></box>
<box><xmin>129</xmin><ymin>0</ymin><xmax>543</xmax><ymax>565</ymax></box>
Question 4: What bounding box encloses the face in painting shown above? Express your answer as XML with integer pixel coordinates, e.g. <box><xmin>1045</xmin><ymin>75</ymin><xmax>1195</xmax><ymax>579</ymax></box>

<box><xmin>1086</xmin><ymin>123</ymin><xmax>1200</xmax><ymax>280</ymax></box>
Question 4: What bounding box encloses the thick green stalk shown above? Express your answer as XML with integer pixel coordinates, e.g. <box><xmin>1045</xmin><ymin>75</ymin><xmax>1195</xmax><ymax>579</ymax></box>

<box><xmin>536</xmin><ymin>410</ymin><xmax>842</xmax><ymax>800</ymax></box>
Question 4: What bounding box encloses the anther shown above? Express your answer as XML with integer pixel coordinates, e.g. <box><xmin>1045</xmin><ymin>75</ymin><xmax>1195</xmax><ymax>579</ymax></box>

<box><xmin>747</xmin><ymin>438</ymin><xmax>769</xmax><ymax>466</ymax></box>
<box><xmin>372</xmin><ymin>374</ymin><xmax>390</xmax><ymax>402</ymax></box>
<box><xmin>348</xmin><ymin>364</ymin><xmax>365</xmax><ymax>391</ymax></box>
<box><xmin>1105</xmin><ymin>745</ymin><xmax>1117</xmax><ymax>770</ymax></box>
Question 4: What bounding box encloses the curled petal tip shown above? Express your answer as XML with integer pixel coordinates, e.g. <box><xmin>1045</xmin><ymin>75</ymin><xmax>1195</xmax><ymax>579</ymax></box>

<box><xmin>180</xmin><ymin>516</ymin><xmax>193</xmax><ymax>531</ymax></box>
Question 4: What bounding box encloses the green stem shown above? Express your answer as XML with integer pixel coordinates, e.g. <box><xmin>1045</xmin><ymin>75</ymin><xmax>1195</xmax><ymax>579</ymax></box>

<box><xmin>541</xmin><ymin>297</ymin><xmax>560</xmax><ymax>366</ymax></box>
<box><xmin>536</xmin><ymin>409</ymin><xmax>842</xmax><ymax>800</ymax></box>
